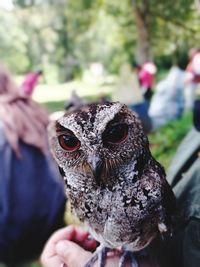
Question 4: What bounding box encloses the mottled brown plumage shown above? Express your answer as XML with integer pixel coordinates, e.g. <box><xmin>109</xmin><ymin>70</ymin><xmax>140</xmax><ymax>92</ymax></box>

<box><xmin>48</xmin><ymin>101</ymin><xmax>175</xmax><ymax>267</ymax></box>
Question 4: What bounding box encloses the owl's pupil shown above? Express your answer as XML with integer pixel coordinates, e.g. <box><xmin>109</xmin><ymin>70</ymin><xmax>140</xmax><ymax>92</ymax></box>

<box><xmin>58</xmin><ymin>134</ymin><xmax>80</xmax><ymax>151</ymax></box>
<box><xmin>103</xmin><ymin>124</ymin><xmax>128</xmax><ymax>144</ymax></box>
<box><xmin>63</xmin><ymin>135</ymin><xmax>77</xmax><ymax>147</ymax></box>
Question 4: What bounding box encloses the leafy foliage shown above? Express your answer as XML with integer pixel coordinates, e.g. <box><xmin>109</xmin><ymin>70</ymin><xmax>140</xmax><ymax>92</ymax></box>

<box><xmin>1</xmin><ymin>0</ymin><xmax>200</xmax><ymax>78</ymax></box>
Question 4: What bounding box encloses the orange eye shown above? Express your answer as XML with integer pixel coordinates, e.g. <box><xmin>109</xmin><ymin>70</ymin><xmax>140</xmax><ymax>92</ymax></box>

<box><xmin>103</xmin><ymin>124</ymin><xmax>128</xmax><ymax>144</ymax></box>
<box><xmin>58</xmin><ymin>134</ymin><xmax>80</xmax><ymax>152</ymax></box>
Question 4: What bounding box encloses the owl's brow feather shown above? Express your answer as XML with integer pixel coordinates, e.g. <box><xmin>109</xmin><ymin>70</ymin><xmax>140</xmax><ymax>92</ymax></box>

<box><xmin>55</xmin><ymin>121</ymin><xmax>76</xmax><ymax>136</ymax></box>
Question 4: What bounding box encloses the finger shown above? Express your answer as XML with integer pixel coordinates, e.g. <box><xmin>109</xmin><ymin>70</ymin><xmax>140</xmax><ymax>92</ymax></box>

<box><xmin>81</xmin><ymin>238</ymin><xmax>98</xmax><ymax>251</ymax></box>
<box><xmin>48</xmin><ymin>226</ymin><xmax>76</xmax><ymax>243</ymax></box>
<box><xmin>72</xmin><ymin>228</ymin><xmax>97</xmax><ymax>250</ymax></box>
<box><xmin>41</xmin><ymin>226</ymin><xmax>76</xmax><ymax>262</ymax></box>
<box><xmin>56</xmin><ymin>240</ymin><xmax>92</xmax><ymax>267</ymax></box>
<box><xmin>73</xmin><ymin>227</ymin><xmax>90</xmax><ymax>242</ymax></box>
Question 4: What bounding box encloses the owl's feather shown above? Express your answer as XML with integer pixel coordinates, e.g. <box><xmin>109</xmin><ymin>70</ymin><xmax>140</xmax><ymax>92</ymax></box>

<box><xmin>49</xmin><ymin>101</ymin><xmax>175</xmax><ymax>253</ymax></box>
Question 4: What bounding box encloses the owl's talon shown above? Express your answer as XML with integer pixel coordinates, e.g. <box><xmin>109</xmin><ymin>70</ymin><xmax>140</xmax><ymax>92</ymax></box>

<box><xmin>130</xmin><ymin>253</ymin><xmax>139</xmax><ymax>267</ymax></box>
<box><xmin>84</xmin><ymin>247</ymin><xmax>109</xmax><ymax>267</ymax></box>
<box><xmin>119</xmin><ymin>251</ymin><xmax>139</xmax><ymax>267</ymax></box>
<box><xmin>98</xmin><ymin>247</ymin><xmax>109</xmax><ymax>267</ymax></box>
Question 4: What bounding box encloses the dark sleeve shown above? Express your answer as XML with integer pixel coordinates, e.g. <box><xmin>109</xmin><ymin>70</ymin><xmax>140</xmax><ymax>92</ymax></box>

<box><xmin>157</xmin><ymin>218</ymin><xmax>200</xmax><ymax>267</ymax></box>
<box><xmin>155</xmin><ymin>128</ymin><xmax>200</xmax><ymax>267</ymax></box>
<box><xmin>0</xmin><ymin>131</ymin><xmax>67</xmax><ymax>263</ymax></box>
<box><xmin>183</xmin><ymin>218</ymin><xmax>200</xmax><ymax>267</ymax></box>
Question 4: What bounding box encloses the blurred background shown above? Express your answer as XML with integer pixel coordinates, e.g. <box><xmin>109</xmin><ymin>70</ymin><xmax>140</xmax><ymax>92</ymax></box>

<box><xmin>1</xmin><ymin>0</ymin><xmax>199</xmax><ymax>79</ymax></box>
<box><xmin>0</xmin><ymin>0</ymin><xmax>200</xmax><ymax>266</ymax></box>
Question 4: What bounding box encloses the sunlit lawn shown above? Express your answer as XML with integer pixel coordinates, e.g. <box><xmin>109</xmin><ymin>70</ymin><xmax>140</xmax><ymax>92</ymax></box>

<box><xmin>32</xmin><ymin>76</ymin><xmax>116</xmax><ymax>111</ymax></box>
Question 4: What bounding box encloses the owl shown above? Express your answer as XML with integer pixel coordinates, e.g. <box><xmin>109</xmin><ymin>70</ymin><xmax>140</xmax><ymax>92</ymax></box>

<box><xmin>49</xmin><ymin>101</ymin><xmax>175</xmax><ymax>267</ymax></box>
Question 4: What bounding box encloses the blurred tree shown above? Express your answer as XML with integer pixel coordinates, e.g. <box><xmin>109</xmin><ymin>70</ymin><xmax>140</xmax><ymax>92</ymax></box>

<box><xmin>132</xmin><ymin>0</ymin><xmax>152</xmax><ymax>64</ymax></box>
<box><xmin>1</xmin><ymin>0</ymin><xmax>200</xmax><ymax>79</ymax></box>
<box><xmin>131</xmin><ymin>0</ymin><xmax>195</xmax><ymax>64</ymax></box>
<box><xmin>0</xmin><ymin>10</ymin><xmax>29</xmax><ymax>73</ymax></box>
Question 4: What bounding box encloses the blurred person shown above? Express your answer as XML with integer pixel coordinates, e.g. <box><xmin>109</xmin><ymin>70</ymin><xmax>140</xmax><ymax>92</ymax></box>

<box><xmin>184</xmin><ymin>48</ymin><xmax>200</xmax><ymax>110</ymax></box>
<box><xmin>138</xmin><ymin>62</ymin><xmax>157</xmax><ymax>102</ymax></box>
<box><xmin>0</xmin><ymin>63</ymin><xmax>66</xmax><ymax>264</ymax></box>
<box><xmin>20</xmin><ymin>69</ymin><xmax>43</xmax><ymax>96</ymax></box>
<box><xmin>149</xmin><ymin>65</ymin><xmax>185</xmax><ymax>130</ymax></box>
<box><xmin>113</xmin><ymin>63</ymin><xmax>152</xmax><ymax>134</ymax></box>
<box><xmin>131</xmin><ymin>62</ymin><xmax>142</xmax><ymax>84</ymax></box>
<box><xmin>193</xmin><ymin>98</ymin><xmax>200</xmax><ymax>131</ymax></box>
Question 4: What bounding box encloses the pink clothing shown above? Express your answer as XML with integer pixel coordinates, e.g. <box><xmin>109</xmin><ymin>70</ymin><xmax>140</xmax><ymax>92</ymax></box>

<box><xmin>186</xmin><ymin>52</ymin><xmax>200</xmax><ymax>83</ymax></box>
<box><xmin>139</xmin><ymin>69</ymin><xmax>154</xmax><ymax>88</ymax></box>
<box><xmin>21</xmin><ymin>72</ymin><xmax>40</xmax><ymax>95</ymax></box>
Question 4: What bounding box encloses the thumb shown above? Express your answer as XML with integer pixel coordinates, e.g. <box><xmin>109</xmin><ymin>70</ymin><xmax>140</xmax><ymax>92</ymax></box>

<box><xmin>56</xmin><ymin>240</ymin><xmax>92</xmax><ymax>267</ymax></box>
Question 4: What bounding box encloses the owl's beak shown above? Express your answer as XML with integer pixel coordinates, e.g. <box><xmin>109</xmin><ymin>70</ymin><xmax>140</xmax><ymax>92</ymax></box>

<box><xmin>88</xmin><ymin>155</ymin><xmax>103</xmax><ymax>184</ymax></box>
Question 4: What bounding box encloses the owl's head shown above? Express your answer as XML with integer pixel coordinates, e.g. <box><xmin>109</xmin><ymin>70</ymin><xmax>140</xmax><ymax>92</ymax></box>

<box><xmin>49</xmin><ymin>102</ymin><xmax>150</xmax><ymax>188</ymax></box>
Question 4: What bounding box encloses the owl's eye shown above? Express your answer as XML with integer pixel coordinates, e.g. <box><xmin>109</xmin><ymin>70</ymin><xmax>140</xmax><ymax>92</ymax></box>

<box><xmin>103</xmin><ymin>124</ymin><xmax>128</xmax><ymax>144</ymax></box>
<box><xmin>58</xmin><ymin>134</ymin><xmax>80</xmax><ymax>152</ymax></box>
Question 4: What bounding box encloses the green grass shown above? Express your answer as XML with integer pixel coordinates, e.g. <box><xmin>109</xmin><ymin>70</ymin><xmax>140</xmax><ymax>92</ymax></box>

<box><xmin>148</xmin><ymin>112</ymin><xmax>192</xmax><ymax>169</ymax></box>
<box><xmin>32</xmin><ymin>76</ymin><xmax>116</xmax><ymax>105</ymax></box>
<box><xmin>0</xmin><ymin>262</ymin><xmax>40</xmax><ymax>267</ymax></box>
<box><xmin>43</xmin><ymin>100</ymin><xmax>65</xmax><ymax>113</ymax></box>
<box><xmin>43</xmin><ymin>94</ymin><xmax>112</xmax><ymax>114</ymax></box>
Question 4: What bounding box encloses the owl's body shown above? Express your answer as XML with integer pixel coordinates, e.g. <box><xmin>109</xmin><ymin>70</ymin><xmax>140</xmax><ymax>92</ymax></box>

<box><xmin>75</xmin><ymin>168</ymin><xmax>166</xmax><ymax>251</ymax></box>
<box><xmin>49</xmin><ymin>102</ymin><xmax>175</xmax><ymax>264</ymax></box>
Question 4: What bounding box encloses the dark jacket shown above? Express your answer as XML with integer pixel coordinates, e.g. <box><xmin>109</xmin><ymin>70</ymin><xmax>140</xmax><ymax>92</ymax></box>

<box><xmin>0</xmin><ymin>122</ymin><xmax>66</xmax><ymax>263</ymax></box>
<box><xmin>157</xmin><ymin>128</ymin><xmax>200</xmax><ymax>267</ymax></box>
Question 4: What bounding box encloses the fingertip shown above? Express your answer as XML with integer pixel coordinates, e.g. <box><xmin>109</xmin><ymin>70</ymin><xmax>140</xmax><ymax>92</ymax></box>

<box><xmin>74</xmin><ymin>228</ymin><xmax>90</xmax><ymax>242</ymax></box>
<box><xmin>47</xmin><ymin>225</ymin><xmax>76</xmax><ymax>244</ymax></box>
<box><xmin>83</xmin><ymin>239</ymin><xmax>98</xmax><ymax>251</ymax></box>
<box><xmin>56</xmin><ymin>240</ymin><xmax>92</xmax><ymax>265</ymax></box>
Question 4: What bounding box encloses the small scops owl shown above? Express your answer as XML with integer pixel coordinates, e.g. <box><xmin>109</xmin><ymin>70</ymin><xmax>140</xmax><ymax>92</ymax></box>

<box><xmin>49</xmin><ymin>101</ymin><xmax>175</xmax><ymax>267</ymax></box>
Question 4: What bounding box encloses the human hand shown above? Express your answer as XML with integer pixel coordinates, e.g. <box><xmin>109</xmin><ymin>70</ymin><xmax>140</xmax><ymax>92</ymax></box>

<box><xmin>40</xmin><ymin>225</ymin><xmax>97</xmax><ymax>267</ymax></box>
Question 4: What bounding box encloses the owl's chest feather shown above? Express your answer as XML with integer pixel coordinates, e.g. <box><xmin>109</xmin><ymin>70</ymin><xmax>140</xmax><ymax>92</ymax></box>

<box><xmin>66</xmin><ymin>176</ymin><xmax>163</xmax><ymax>249</ymax></box>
